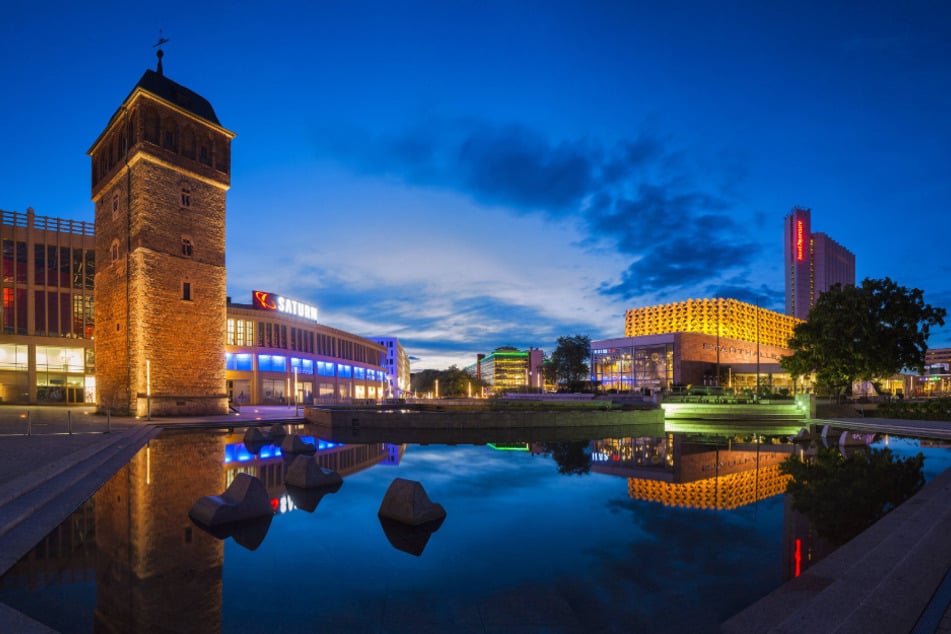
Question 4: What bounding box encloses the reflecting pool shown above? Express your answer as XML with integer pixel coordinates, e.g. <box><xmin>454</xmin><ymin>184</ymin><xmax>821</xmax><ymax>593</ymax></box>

<box><xmin>0</xmin><ymin>423</ymin><xmax>948</xmax><ymax>633</ymax></box>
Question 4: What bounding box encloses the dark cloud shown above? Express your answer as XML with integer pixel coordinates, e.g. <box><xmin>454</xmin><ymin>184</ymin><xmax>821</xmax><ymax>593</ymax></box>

<box><xmin>318</xmin><ymin>117</ymin><xmax>767</xmax><ymax>302</ymax></box>
<box><xmin>703</xmin><ymin>278</ymin><xmax>784</xmax><ymax>310</ymax></box>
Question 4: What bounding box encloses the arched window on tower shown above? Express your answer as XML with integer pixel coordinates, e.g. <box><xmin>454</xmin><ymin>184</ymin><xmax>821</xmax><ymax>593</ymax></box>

<box><xmin>216</xmin><ymin>139</ymin><xmax>229</xmax><ymax>173</ymax></box>
<box><xmin>181</xmin><ymin>126</ymin><xmax>196</xmax><ymax>160</ymax></box>
<box><xmin>181</xmin><ymin>236</ymin><xmax>194</xmax><ymax>257</ymax></box>
<box><xmin>143</xmin><ymin>108</ymin><xmax>159</xmax><ymax>144</ymax></box>
<box><xmin>199</xmin><ymin>135</ymin><xmax>212</xmax><ymax>166</ymax></box>
<box><xmin>162</xmin><ymin>119</ymin><xmax>179</xmax><ymax>152</ymax></box>
<box><xmin>127</xmin><ymin>112</ymin><xmax>136</xmax><ymax>147</ymax></box>
<box><xmin>110</xmin><ymin>239</ymin><xmax>120</xmax><ymax>264</ymax></box>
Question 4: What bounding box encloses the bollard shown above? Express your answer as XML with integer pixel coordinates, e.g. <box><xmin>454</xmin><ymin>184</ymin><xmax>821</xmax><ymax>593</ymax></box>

<box><xmin>27</xmin><ymin>410</ymin><xmax>31</xmax><ymax>436</ymax></box>
<box><xmin>68</xmin><ymin>410</ymin><xmax>72</xmax><ymax>435</ymax></box>
<box><xmin>107</xmin><ymin>410</ymin><xmax>111</xmax><ymax>434</ymax></box>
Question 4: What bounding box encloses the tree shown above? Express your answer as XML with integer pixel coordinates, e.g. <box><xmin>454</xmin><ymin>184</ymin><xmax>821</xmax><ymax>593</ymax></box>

<box><xmin>543</xmin><ymin>441</ymin><xmax>592</xmax><ymax>476</ymax></box>
<box><xmin>781</xmin><ymin>277</ymin><xmax>946</xmax><ymax>398</ymax></box>
<box><xmin>549</xmin><ymin>335</ymin><xmax>591</xmax><ymax>391</ymax></box>
<box><xmin>410</xmin><ymin>366</ymin><xmax>486</xmax><ymax>398</ymax></box>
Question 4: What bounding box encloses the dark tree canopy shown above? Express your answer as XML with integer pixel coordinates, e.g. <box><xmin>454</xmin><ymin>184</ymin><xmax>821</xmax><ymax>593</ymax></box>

<box><xmin>781</xmin><ymin>277</ymin><xmax>945</xmax><ymax>395</ymax></box>
<box><xmin>548</xmin><ymin>334</ymin><xmax>591</xmax><ymax>391</ymax></box>
<box><xmin>543</xmin><ymin>441</ymin><xmax>592</xmax><ymax>476</ymax></box>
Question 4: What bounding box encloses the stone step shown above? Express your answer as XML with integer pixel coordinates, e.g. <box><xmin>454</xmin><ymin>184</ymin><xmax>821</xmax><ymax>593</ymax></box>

<box><xmin>0</xmin><ymin>425</ymin><xmax>158</xmax><ymax>575</ymax></box>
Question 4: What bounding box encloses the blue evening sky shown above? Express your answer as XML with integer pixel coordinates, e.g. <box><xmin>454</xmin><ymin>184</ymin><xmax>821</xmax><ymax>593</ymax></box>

<box><xmin>2</xmin><ymin>1</ymin><xmax>949</xmax><ymax>369</ymax></box>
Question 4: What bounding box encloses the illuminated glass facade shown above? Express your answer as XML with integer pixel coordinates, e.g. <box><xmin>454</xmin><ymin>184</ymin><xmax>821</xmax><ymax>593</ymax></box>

<box><xmin>591</xmin><ymin>336</ymin><xmax>674</xmax><ymax>392</ymax></box>
<box><xmin>465</xmin><ymin>348</ymin><xmax>544</xmax><ymax>393</ymax></box>
<box><xmin>0</xmin><ymin>209</ymin><xmax>95</xmax><ymax>403</ymax></box>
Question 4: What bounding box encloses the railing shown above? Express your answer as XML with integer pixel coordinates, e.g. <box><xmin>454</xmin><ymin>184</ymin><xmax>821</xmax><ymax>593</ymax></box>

<box><xmin>0</xmin><ymin>408</ymin><xmax>114</xmax><ymax>435</ymax></box>
<box><xmin>1</xmin><ymin>210</ymin><xmax>94</xmax><ymax>236</ymax></box>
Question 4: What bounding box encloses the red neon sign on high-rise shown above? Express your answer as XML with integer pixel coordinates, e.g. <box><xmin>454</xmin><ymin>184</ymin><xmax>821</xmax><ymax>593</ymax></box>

<box><xmin>796</xmin><ymin>220</ymin><xmax>805</xmax><ymax>261</ymax></box>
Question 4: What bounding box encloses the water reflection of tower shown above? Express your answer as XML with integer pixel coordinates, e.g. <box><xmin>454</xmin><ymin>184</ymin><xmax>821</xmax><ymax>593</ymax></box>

<box><xmin>94</xmin><ymin>430</ymin><xmax>226</xmax><ymax>633</ymax></box>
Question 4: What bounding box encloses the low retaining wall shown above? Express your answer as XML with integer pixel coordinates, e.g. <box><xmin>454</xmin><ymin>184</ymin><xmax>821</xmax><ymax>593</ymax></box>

<box><xmin>661</xmin><ymin>402</ymin><xmax>807</xmax><ymax>421</ymax></box>
<box><xmin>304</xmin><ymin>407</ymin><xmax>664</xmax><ymax>430</ymax></box>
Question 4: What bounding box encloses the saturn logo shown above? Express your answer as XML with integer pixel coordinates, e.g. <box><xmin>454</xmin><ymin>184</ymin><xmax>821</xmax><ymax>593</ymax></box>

<box><xmin>253</xmin><ymin>290</ymin><xmax>277</xmax><ymax>310</ymax></box>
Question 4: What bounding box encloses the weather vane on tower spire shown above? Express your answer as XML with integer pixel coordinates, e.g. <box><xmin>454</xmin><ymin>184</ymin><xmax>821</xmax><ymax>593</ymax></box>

<box><xmin>153</xmin><ymin>29</ymin><xmax>170</xmax><ymax>76</ymax></box>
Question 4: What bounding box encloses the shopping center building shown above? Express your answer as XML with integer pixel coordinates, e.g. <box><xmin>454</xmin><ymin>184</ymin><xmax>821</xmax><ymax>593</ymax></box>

<box><xmin>225</xmin><ymin>291</ymin><xmax>387</xmax><ymax>406</ymax></box>
<box><xmin>592</xmin><ymin>298</ymin><xmax>802</xmax><ymax>394</ymax></box>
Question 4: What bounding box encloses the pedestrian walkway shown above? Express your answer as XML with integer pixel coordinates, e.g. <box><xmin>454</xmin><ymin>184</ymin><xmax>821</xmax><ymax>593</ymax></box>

<box><xmin>722</xmin><ymin>463</ymin><xmax>951</xmax><ymax>632</ymax></box>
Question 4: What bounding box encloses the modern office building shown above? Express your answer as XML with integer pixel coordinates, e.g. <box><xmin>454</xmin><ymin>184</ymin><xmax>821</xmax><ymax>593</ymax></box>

<box><xmin>0</xmin><ymin>209</ymin><xmax>96</xmax><ymax>404</ymax></box>
<box><xmin>593</xmin><ymin>299</ymin><xmax>801</xmax><ymax>393</ymax></box>
<box><xmin>784</xmin><ymin>207</ymin><xmax>855</xmax><ymax>320</ymax></box>
<box><xmin>465</xmin><ymin>347</ymin><xmax>545</xmax><ymax>394</ymax></box>
<box><xmin>370</xmin><ymin>337</ymin><xmax>411</xmax><ymax>399</ymax></box>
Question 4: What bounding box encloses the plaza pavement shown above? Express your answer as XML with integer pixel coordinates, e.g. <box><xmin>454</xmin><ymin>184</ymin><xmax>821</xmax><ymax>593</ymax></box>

<box><xmin>0</xmin><ymin>406</ymin><xmax>949</xmax><ymax>632</ymax></box>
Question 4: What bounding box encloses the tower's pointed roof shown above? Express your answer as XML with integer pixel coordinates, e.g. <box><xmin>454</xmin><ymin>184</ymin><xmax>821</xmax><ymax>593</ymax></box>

<box><xmin>131</xmin><ymin>68</ymin><xmax>221</xmax><ymax>126</ymax></box>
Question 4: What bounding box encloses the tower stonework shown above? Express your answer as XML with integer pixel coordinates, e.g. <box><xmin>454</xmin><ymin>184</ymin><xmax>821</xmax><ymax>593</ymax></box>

<box><xmin>89</xmin><ymin>56</ymin><xmax>234</xmax><ymax>416</ymax></box>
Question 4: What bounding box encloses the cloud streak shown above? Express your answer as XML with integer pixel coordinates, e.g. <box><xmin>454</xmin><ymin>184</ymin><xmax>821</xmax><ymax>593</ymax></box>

<box><xmin>318</xmin><ymin>117</ymin><xmax>763</xmax><ymax>301</ymax></box>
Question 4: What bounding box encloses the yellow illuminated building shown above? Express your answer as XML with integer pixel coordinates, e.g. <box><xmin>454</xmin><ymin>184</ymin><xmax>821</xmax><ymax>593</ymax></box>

<box><xmin>625</xmin><ymin>298</ymin><xmax>801</xmax><ymax>349</ymax></box>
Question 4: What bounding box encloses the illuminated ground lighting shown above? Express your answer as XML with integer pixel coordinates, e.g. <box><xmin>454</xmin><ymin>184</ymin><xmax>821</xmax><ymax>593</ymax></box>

<box><xmin>487</xmin><ymin>443</ymin><xmax>529</xmax><ymax>451</ymax></box>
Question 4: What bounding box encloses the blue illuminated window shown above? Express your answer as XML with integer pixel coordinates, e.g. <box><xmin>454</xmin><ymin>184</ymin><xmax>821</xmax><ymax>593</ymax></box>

<box><xmin>354</xmin><ymin>366</ymin><xmax>366</xmax><ymax>379</ymax></box>
<box><xmin>317</xmin><ymin>361</ymin><xmax>335</xmax><ymax>377</ymax></box>
<box><xmin>227</xmin><ymin>353</ymin><xmax>254</xmax><ymax>371</ymax></box>
<box><xmin>291</xmin><ymin>357</ymin><xmax>315</xmax><ymax>375</ymax></box>
<box><xmin>338</xmin><ymin>364</ymin><xmax>352</xmax><ymax>378</ymax></box>
<box><xmin>235</xmin><ymin>353</ymin><xmax>252</xmax><ymax>371</ymax></box>
<box><xmin>258</xmin><ymin>354</ymin><xmax>286</xmax><ymax>372</ymax></box>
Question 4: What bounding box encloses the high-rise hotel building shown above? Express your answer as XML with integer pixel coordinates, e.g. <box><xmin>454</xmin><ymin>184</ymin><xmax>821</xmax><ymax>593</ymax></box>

<box><xmin>784</xmin><ymin>207</ymin><xmax>855</xmax><ymax>320</ymax></box>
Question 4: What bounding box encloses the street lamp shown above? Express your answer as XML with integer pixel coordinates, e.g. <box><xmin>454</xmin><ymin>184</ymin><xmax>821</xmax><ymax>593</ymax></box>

<box><xmin>146</xmin><ymin>359</ymin><xmax>151</xmax><ymax>421</ymax></box>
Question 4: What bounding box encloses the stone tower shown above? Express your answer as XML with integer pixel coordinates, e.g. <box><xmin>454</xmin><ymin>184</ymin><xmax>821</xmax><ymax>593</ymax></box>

<box><xmin>89</xmin><ymin>50</ymin><xmax>234</xmax><ymax>416</ymax></box>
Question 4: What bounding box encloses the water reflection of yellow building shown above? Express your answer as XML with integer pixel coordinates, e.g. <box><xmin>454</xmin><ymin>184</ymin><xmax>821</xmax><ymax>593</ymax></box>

<box><xmin>628</xmin><ymin>463</ymin><xmax>792</xmax><ymax>510</ymax></box>
<box><xmin>616</xmin><ymin>440</ymin><xmax>795</xmax><ymax>510</ymax></box>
